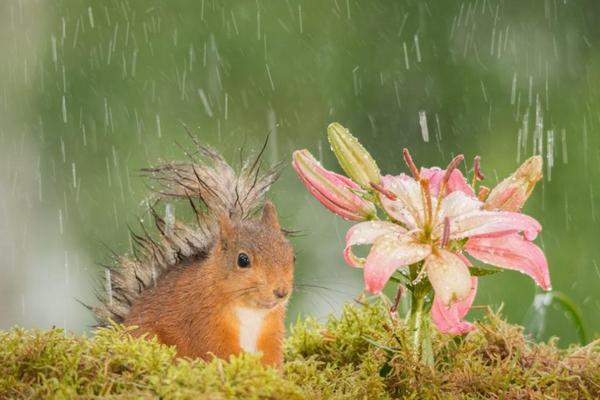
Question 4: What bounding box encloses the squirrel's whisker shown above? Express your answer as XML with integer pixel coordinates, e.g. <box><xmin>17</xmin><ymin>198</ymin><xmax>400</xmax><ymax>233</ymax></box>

<box><xmin>294</xmin><ymin>282</ymin><xmax>356</xmax><ymax>297</ymax></box>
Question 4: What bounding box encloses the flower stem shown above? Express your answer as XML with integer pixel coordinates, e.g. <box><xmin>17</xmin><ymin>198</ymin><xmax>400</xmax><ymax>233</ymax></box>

<box><xmin>408</xmin><ymin>266</ymin><xmax>434</xmax><ymax>367</ymax></box>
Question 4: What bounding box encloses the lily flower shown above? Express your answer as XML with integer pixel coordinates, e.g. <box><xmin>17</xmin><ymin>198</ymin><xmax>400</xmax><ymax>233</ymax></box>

<box><xmin>292</xmin><ymin>149</ymin><xmax>377</xmax><ymax>221</ymax></box>
<box><xmin>430</xmin><ymin>156</ymin><xmax>549</xmax><ymax>333</ymax></box>
<box><xmin>344</xmin><ymin>150</ymin><xmax>550</xmax><ymax>332</ymax></box>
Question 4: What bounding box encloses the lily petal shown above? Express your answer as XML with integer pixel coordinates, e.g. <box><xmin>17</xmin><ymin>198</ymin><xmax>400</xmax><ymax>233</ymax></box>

<box><xmin>344</xmin><ymin>221</ymin><xmax>407</xmax><ymax>267</ymax></box>
<box><xmin>440</xmin><ymin>191</ymin><xmax>483</xmax><ymax>218</ymax></box>
<box><xmin>485</xmin><ymin>156</ymin><xmax>543</xmax><ymax>212</ymax></box>
<box><xmin>449</xmin><ymin>210</ymin><xmax>541</xmax><ymax>241</ymax></box>
<box><xmin>364</xmin><ymin>234</ymin><xmax>431</xmax><ymax>293</ymax></box>
<box><xmin>292</xmin><ymin>150</ymin><xmax>377</xmax><ymax>221</ymax></box>
<box><xmin>432</xmin><ymin>276</ymin><xmax>478</xmax><ymax>334</ymax></box>
<box><xmin>433</xmin><ymin>191</ymin><xmax>483</xmax><ymax>237</ymax></box>
<box><xmin>420</xmin><ymin>167</ymin><xmax>476</xmax><ymax>197</ymax></box>
<box><xmin>379</xmin><ymin>174</ymin><xmax>424</xmax><ymax>230</ymax></box>
<box><xmin>425</xmin><ymin>249</ymin><xmax>472</xmax><ymax>305</ymax></box>
<box><xmin>465</xmin><ymin>233</ymin><xmax>551</xmax><ymax>290</ymax></box>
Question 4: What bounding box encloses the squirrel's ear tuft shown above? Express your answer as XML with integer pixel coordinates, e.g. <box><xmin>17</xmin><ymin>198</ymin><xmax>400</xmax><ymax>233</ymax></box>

<box><xmin>261</xmin><ymin>200</ymin><xmax>281</xmax><ymax>230</ymax></box>
<box><xmin>217</xmin><ymin>212</ymin><xmax>235</xmax><ymax>247</ymax></box>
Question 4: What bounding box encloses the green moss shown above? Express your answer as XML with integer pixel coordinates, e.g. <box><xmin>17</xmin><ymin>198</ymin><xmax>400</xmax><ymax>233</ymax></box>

<box><xmin>1</xmin><ymin>304</ymin><xmax>599</xmax><ymax>399</ymax></box>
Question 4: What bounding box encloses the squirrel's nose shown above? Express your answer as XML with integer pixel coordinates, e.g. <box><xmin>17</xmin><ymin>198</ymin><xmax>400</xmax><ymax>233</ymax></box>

<box><xmin>273</xmin><ymin>288</ymin><xmax>288</xmax><ymax>299</ymax></box>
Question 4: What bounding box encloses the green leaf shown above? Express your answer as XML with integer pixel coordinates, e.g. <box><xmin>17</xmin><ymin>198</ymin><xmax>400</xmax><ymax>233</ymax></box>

<box><xmin>389</xmin><ymin>272</ymin><xmax>412</xmax><ymax>287</ymax></box>
<box><xmin>524</xmin><ymin>291</ymin><xmax>588</xmax><ymax>345</ymax></box>
<box><xmin>469</xmin><ymin>265</ymin><xmax>504</xmax><ymax>276</ymax></box>
<box><xmin>550</xmin><ymin>291</ymin><xmax>588</xmax><ymax>344</ymax></box>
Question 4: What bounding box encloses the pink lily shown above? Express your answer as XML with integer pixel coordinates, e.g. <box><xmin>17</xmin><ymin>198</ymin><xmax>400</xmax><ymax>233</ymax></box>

<box><xmin>292</xmin><ymin>149</ymin><xmax>377</xmax><ymax>221</ymax></box>
<box><xmin>423</xmin><ymin>157</ymin><xmax>549</xmax><ymax>333</ymax></box>
<box><xmin>423</xmin><ymin>159</ymin><xmax>549</xmax><ymax>286</ymax></box>
<box><xmin>344</xmin><ymin>151</ymin><xmax>550</xmax><ymax>333</ymax></box>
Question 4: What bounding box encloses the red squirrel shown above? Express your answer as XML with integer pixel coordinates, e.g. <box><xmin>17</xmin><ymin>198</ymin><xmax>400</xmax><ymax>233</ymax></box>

<box><xmin>93</xmin><ymin>144</ymin><xmax>294</xmax><ymax>367</ymax></box>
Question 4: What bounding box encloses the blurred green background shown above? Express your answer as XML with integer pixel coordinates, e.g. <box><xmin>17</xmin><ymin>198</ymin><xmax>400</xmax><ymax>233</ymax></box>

<box><xmin>1</xmin><ymin>0</ymin><xmax>599</xmax><ymax>346</ymax></box>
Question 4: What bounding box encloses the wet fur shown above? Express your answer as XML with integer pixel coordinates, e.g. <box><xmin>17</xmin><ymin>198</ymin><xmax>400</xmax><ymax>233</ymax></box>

<box><xmin>94</xmin><ymin>142</ymin><xmax>293</xmax><ymax>366</ymax></box>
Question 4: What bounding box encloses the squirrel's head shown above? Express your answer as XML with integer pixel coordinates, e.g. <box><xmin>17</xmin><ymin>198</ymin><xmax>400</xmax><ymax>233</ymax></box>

<box><xmin>211</xmin><ymin>201</ymin><xmax>294</xmax><ymax>310</ymax></box>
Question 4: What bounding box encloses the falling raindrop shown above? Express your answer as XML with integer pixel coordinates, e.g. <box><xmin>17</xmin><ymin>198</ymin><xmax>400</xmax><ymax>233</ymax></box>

<box><xmin>265</xmin><ymin>64</ymin><xmax>275</xmax><ymax>91</ymax></box>
<box><xmin>88</xmin><ymin>6</ymin><xmax>95</xmax><ymax>29</ymax></box>
<box><xmin>105</xmin><ymin>269</ymin><xmax>113</xmax><ymax>306</ymax></box>
<box><xmin>533</xmin><ymin>95</ymin><xmax>543</xmax><ymax>156</ymax></box>
<box><xmin>546</xmin><ymin>130</ymin><xmax>554</xmax><ymax>181</ymax></box>
<box><xmin>352</xmin><ymin>66</ymin><xmax>360</xmax><ymax>96</ymax></box>
<box><xmin>198</xmin><ymin>88</ymin><xmax>213</xmax><ymax>117</ymax></box>
<box><xmin>131</xmin><ymin>49</ymin><xmax>138</xmax><ymax>77</ymax></box>
<box><xmin>61</xmin><ymin>95</ymin><xmax>67</xmax><ymax>123</ymax></box>
<box><xmin>510</xmin><ymin>72</ymin><xmax>517</xmax><ymax>105</ymax></box>
<box><xmin>403</xmin><ymin>41</ymin><xmax>410</xmax><ymax>70</ymax></box>
<box><xmin>414</xmin><ymin>34</ymin><xmax>422</xmax><ymax>62</ymax></box>
<box><xmin>561</xmin><ymin>128</ymin><xmax>568</xmax><ymax>164</ymax></box>
<box><xmin>418</xmin><ymin>110</ymin><xmax>429</xmax><ymax>143</ymax></box>
<box><xmin>524</xmin><ymin>292</ymin><xmax>553</xmax><ymax>340</ymax></box>
<box><xmin>268</xmin><ymin>109</ymin><xmax>278</xmax><ymax>163</ymax></box>
<box><xmin>256</xmin><ymin>9</ymin><xmax>261</xmax><ymax>41</ymax></box>
<box><xmin>528</xmin><ymin>76</ymin><xmax>533</xmax><ymax>106</ymax></box>
<box><xmin>434</xmin><ymin>113</ymin><xmax>442</xmax><ymax>152</ymax></box>
<box><xmin>516</xmin><ymin>128</ymin><xmax>523</xmax><ymax>163</ymax></box>
<box><xmin>51</xmin><ymin>34</ymin><xmax>58</xmax><ymax>68</ymax></box>
<box><xmin>58</xmin><ymin>209</ymin><xmax>64</xmax><ymax>235</ymax></box>
<box><xmin>155</xmin><ymin>113</ymin><xmax>162</xmax><ymax>138</ymax></box>
<box><xmin>71</xmin><ymin>162</ymin><xmax>77</xmax><ymax>188</ymax></box>
<box><xmin>520</xmin><ymin>108</ymin><xmax>529</xmax><ymax>159</ymax></box>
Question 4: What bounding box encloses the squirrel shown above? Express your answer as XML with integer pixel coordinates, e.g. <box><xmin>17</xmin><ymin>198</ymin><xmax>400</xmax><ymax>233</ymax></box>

<box><xmin>93</xmin><ymin>143</ymin><xmax>294</xmax><ymax>367</ymax></box>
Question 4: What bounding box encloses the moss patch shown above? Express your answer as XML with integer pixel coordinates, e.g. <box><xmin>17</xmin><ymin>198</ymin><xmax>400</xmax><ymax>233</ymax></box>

<box><xmin>1</xmin><ymin>303</ymin><xmax>599</xmax><ymax>399</ymax></box>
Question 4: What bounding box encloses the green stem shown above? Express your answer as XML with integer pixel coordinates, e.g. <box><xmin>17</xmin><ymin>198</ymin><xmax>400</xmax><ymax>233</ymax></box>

<box><xmin>407</xmin><ymin>265</ymin><xmax>434</xmax><ymax>367</ymax></box>
<box><xmin>409</xmin><ymin>292</ymin><xmax>424</xmax><ymax>353</ymax></box>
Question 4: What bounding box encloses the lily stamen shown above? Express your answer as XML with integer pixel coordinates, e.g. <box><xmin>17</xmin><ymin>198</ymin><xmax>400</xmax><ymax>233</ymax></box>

<box><xmin>441</xmin><ymin>154</ymin><xmax>465</xmax><ymax>193</ymax></box>
<box><xmin>473</xmin><ymin>155</ymin><xmax>485</xmax><ymax>180</ymax></box>
<box><xmin>478</xmin><ymin>185</ymin><xmax>490</xmax><ymax>201</ymax></box>
<box><xmin>441</xmin><ymin>217</ymin><xmax>450</xmax><ymax>248</ymax></box>
<box><xmin>420</xmin><ymin>179</ymin><xmax>433</xmax><ymax>235</ymax></box>
<box><xmin>370</xmin><ymin>182</ymin><xmax>397</xmax><ymax>201</ymax></box>
<box><xmin>402</xmin><ymin>148</ymin><xmax>421</xmax><ymax>180</ymax></box>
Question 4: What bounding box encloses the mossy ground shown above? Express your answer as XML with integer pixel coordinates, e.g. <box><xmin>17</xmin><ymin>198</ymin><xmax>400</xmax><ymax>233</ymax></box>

<box><xmin>1</xmin><ymin>303</ymin><xmax>598</xmax><ymax>399</ymax></box>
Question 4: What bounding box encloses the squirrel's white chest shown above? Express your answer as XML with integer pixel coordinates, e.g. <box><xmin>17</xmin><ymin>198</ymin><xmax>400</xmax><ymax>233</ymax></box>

<box><xmin>235</xmin><ymin>307</ymin><xmax>267</xmax><ymax>354</ymax></box>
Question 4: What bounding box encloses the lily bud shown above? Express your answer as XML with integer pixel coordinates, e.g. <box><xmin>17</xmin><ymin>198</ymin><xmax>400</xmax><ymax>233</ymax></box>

<box><xmin>484</xmin><ymin>156</ymin><xmax>543</xmax><ymax>212</ymax></box>
<box><xmin>292</xmin><ymin>149</ymin><xmax>377</xmax><ymax>221</ymax></box>
<box><xmin>327</xmin><ymin>122</ymin><xmax>381</xmax><ymax>189</ymax></box>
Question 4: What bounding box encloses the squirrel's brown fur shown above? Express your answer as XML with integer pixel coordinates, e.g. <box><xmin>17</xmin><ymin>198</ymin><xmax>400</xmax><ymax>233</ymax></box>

<box><xmin>93</xmin><ymin>142</ymin><xmax>293</xmax><ymax>367</ymax></box>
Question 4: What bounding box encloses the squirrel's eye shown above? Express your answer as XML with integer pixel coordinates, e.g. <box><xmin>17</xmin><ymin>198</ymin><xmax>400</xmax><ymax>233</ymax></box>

<box><xmin>237</xmin><ymin>253</ymin><xmax>251</xmax><ymax>268</ymax></box>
